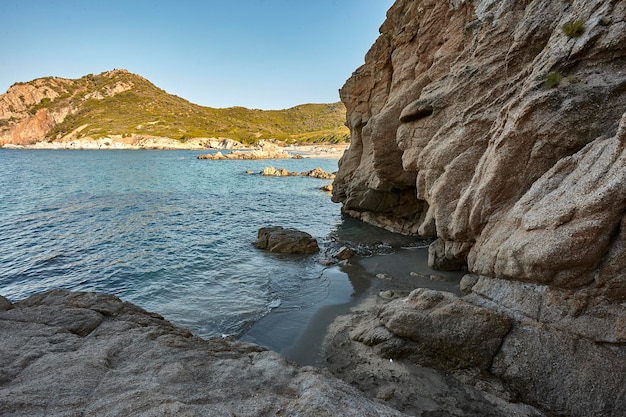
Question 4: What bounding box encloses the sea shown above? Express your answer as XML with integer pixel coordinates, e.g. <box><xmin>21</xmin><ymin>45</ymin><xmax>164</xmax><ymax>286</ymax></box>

<box><xmin>0</xmin><ymin>149</ymin><xmax>465</xmax><ymax>362</ymax></box>
<box><xmin>0</xmin><ymin>149</ymin><xmax>348</xmax><ymax>333</ymax></box>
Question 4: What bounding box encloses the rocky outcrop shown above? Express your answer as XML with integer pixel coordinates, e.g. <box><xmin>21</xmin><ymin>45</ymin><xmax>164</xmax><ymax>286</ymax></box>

<box><xmin>253</xmin><ymin>226</ymin><xmax>320</xmax><ymax>254</ymax></box>
<box><xmin>261</xmin><ymin>166</ymin><xmax>298</xmax><ymax>176</ymax></box>
<box><xmin>331</xmin><ymin>1</ymin><xmax>626</xmax><ymax>415</ymax></box>
<box><xmin>205</xmin><ymin>137</ymin><xmax>244</xmax><ymax>149</ymax></box>
<box><xmin>0</xmin><ymin>70</ymin><xmax>132</xmax><ymax>145</ymax></box>
<box><xmin>352</xmin><ymin>288</ymin><xmax>512</xmax><ymax>371</ymax></box>
<box><xmin>198</xmin><ymin>149</ymin><xmax>292</xmax><ymax>160</ymax></box>
<box><xmin>325</xmin><ymin>294</ymin><xmax>546</xmax><ymax>417</ymax></box>
<box><xmin>260</xmin><ymin>166</ymin><xmax>336</xmax><ymax>179</ymax></box>
<box><xmin>0</xmin><ymin>289</ymin><xmax>404</xmax><ymax>417</ymax></box>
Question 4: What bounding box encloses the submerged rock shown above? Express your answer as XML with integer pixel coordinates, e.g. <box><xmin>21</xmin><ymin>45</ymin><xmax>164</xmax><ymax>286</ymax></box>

<box><xmin>253</xmin><ymin>226</ymin><xmax>320</xmax><ymax>254</ymax></box>
<box><xmin>0</xmin><ymin>289</ymin><xmax>404</xmax><ymax>417</ymax></box>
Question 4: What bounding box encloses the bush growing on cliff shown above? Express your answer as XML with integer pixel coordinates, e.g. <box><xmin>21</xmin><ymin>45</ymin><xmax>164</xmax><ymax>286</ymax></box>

<box><xmin>28</xmin><ymin>97</ymin><xmax>53</xmax><ymax>115</ymax></box>
<box><xmin>544</xmin><ymin>72</ymin><xmax>563</xmax><ymax>89</ymax></box>
<box><xmin>562</xmin><ymin>18</ymin><xmax>586</xmax><ymax>37</ymax></box>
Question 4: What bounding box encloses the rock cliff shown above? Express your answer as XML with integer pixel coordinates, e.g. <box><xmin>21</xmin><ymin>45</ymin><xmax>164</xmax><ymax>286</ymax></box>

<box><xmin>332</xmin><ymin>0</ymin><xmax>625</xmax><ymax>415</ymax></box>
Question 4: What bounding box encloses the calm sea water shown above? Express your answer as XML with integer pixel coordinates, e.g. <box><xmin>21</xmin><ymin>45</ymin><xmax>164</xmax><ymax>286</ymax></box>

<box><xmin>0</xmin><ymin>149</ymin><xmax>346</xmax><ymax>338</ymax></box>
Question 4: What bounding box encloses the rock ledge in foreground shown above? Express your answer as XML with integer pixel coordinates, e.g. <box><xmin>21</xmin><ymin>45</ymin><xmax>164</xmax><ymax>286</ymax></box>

<box><xmin>0</xmin><ymin>289</ymin><xmax>403</xmax><ymax>417</ymax></box>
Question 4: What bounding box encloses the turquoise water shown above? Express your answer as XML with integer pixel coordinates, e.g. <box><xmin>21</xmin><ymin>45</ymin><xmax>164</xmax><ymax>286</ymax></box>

<box><xmin>0</xmin><ymin>149</ymin><xmax>343</xmax><ymax>337</ymax></box>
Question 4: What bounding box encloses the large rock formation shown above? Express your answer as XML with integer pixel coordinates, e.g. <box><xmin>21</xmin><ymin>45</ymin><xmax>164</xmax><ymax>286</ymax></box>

<box><xmin>332</xmin><ymin>1</ymin><xmax>626</xmax><ymax>416</ymax></box>
<box><xmin>0</xmin><ymin>289</ymin><xmax>405</xmax><ymax>417</ymax></box>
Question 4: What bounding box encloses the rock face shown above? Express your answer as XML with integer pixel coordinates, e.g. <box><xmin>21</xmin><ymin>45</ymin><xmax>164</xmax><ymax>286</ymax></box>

<box><xmin>0</xmin><ymin>289</ymin><xmax>404</xmax><ymax>417</ymax></box>
<box><xmin>331</xmin><ymin>1</ymin><xmax>626</xmax><ymax>416</ymax></box>
<box><xmin>253</xmin><ymin>226</ymin><xmax>320</xmax><ymax>254</ymax></box>
<box><xmin>356</xmin><ymin>288</ymin><xmax>512</xmax><ymax>371</ymax></box>
<box><xmin>325</xmin><ymin>294</ymin><xmax>546</xmax><ymax>417</ymax></box>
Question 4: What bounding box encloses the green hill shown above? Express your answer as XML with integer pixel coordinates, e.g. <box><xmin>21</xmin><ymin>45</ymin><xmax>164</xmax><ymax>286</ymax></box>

<box><xmin>5</xmin><ymin>69</ymin><xmax>349</xmax><ymax>144</ymax></box>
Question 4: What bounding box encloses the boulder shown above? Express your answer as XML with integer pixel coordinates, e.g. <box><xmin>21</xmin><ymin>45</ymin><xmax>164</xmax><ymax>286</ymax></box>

<box><xmin>253</xmin><ymin>226</ymin><xmax>320</xmax><ymax>254</ymax></box>
<box><xmin>261</xmin><ymin>166</ymin><xmax>292</xmax><ymax>176</ymax></box>
<box><xmin>301</xmin><ymin>167</ymin><xmax>336</xmax><ymax>180</ymax></box>
<box><xmin>0</xmin><ymin>295</ymin><xmax>12</xmax><ymax>311</ymax></box>
<box><xmin>333</xmin><ymin>245</ymin><xmax>354</xmax><ymax>260</ymax></box>
<box><xmin>324</xmin><ymin>295</ymin><xmax>546</xmax><ymax>417</ymax></box>
<box><xmin>351</xmin><ymin>288</ymin><xmax>511</xmax><ymax>371</ymax></box>
<box><xmin>0</xmin><ymin>289</ymin><xmax>404</xmax><ymax>417</ymax></box>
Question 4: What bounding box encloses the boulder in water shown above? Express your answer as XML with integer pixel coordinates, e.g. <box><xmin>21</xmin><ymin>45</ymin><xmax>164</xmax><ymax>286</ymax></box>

<box><xmin>253</xmin><ymin>226</ymin><xmax>319</xmax><ymax>254</ymax></box>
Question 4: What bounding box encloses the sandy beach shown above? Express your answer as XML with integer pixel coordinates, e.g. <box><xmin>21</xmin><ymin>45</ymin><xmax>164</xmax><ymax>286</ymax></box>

<box><xmin>286</xmin><ymin>144</ymin><xmax>349</xmax><ymax>159</ymax></box>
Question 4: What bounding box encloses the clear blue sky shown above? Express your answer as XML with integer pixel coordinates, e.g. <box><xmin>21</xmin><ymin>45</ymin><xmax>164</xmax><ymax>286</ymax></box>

<box><xmin>0</xmin><ymin>0</ymin><xmax>394</xmax><ymax>110</ymax></box>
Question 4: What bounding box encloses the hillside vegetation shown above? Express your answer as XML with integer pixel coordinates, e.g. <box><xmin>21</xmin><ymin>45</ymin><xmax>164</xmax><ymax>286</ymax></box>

<box><xmin>1</xmin><ymin>69</ymin><xmax>349</xmax><ymax>144</ymax></box>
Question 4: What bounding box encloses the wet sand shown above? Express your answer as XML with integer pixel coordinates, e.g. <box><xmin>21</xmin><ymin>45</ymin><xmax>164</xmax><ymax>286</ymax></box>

<box><xmin>242</xmin><ymin>246</ymin><xmax>465</xmax><ymax>366</ymax></box>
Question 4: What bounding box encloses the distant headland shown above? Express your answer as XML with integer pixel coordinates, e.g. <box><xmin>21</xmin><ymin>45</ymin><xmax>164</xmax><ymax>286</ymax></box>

<box><xmin>0</xmin><ymin>69</ymin><xmax>349</xmax><ymax>149</ymax></box>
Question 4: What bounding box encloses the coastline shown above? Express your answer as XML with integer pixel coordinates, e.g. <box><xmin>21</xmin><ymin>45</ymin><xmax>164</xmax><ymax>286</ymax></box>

<box><xmin>1</xmin><ymin>139</ymin><xmax>348</xmax><ymax>159</ymax></box>
<box><xmin>243</xmin><ymin>247</ymin><xmax>465</xmax><ymax>367</ymax></box>
<box><xmin>0</xmin><ymin>248</ymin><xmax>546</xmax><ymax>417</ymax></box>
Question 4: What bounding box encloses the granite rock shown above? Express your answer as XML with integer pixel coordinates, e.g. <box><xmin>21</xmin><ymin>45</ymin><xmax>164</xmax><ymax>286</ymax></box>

<box><xmin>330</xmin><ymin>1</ymin><xmax>626</xmax><ymax>415</ymax></box>
<box><xmin>253</xmin><ymin>226</ymin><xmax>320</xmax><ymax>254</ymax></box>
<box><xmin>0</xmin><ymin>289</ymin><xmax>405</xmax><ymax>417</ymax></box>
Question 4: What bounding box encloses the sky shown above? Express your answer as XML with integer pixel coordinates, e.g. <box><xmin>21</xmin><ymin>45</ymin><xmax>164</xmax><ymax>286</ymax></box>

<box><xmin>0</xmin><ymin>0</ymin><xmax>395</xmax><ymax>110</ymax></box>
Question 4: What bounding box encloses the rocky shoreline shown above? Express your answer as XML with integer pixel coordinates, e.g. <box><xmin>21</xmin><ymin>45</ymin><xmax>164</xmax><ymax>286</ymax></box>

<box><xmin>1</xmin><ymin>136</ymin><xmax>349</xmax><ymax>159</ymax></box>
<box><xmin>0</xmin><ymin>258</ymin><xmax>548</xmax><ymax>417</ymax></box>
<box><xmin>0</xmin><ymin>289</ymin><xmax>405</xmax><ymax>417</ymax></box>
<box><xmin>2</xmin><ymin>0</ymin><xmax>625</xmax><ymax>415</ymax></box>
<box><xmin>0</xmin><ymin>246</ymin><xmax>553</xmax><ymax>417</ymax></box>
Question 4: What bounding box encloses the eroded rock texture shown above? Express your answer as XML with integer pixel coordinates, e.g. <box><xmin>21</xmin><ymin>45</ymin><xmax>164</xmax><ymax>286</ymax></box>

<box><xmin>332</xmin><ymin>1</ymin><xmax>626</xmax><ymax>415</ymax></box>
<box><xmin>0</xmin><ymin>289</ymin><xmax>404</xmax><ymax>417</ymax></box>
<box><xmin>333</xmin><ymin>0</ymin><xmax>626</xmax><ymax>275</ymax></box>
